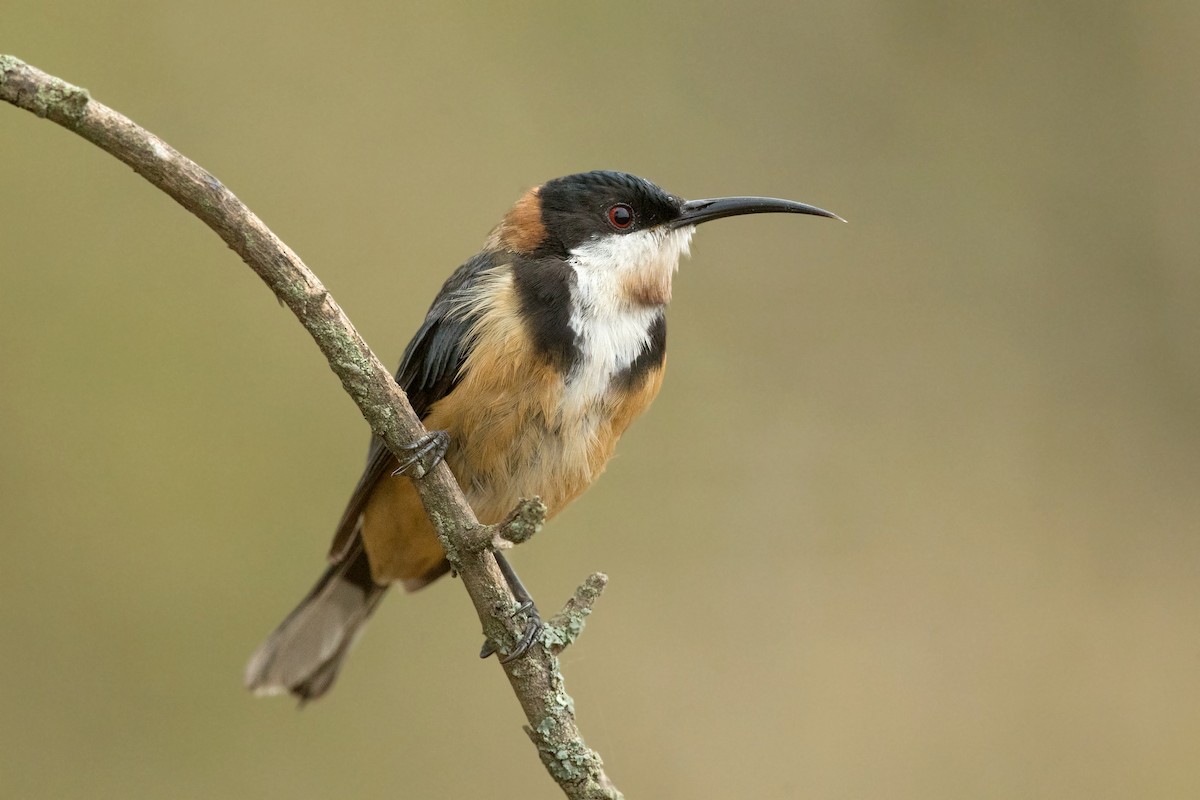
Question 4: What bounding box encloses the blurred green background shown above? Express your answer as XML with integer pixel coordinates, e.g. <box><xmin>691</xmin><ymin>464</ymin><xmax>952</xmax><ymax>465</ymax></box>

<box><xmin>3</xmin><ymin>3</ymin><xmax>1198</xmax><ymax>798</ymax></box>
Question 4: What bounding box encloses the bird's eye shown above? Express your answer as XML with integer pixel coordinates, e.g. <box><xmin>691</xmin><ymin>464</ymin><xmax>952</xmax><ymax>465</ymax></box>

<box><xmin>606</xmin><ymin>203</ymin><xmax>634</xmax><ymax>230</ymax></box>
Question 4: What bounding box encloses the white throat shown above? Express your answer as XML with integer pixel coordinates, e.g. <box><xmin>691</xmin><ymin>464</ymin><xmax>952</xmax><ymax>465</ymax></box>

<box><xmin>569</xmin><ymin>227</ymin><xmax>694</xmax><ymax>303</ymax></box>
<box><xmin>561</xmin><ymin>227</ymin><xmax>693</xmax><ymax>409</ymax></box>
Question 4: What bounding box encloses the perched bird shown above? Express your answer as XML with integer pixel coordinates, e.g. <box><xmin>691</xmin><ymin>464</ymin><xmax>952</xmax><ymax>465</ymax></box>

<box><xmin>245</xmin><ymin>170</ymin><xmax>840</xmax><ymax>701</ymax></box>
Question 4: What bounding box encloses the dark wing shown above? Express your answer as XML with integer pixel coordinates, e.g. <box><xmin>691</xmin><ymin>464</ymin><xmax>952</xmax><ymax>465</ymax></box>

<box><xmin>326</xmin><ymin>252</ymin><xmax>500</xmax><ymax>561</ymax></box>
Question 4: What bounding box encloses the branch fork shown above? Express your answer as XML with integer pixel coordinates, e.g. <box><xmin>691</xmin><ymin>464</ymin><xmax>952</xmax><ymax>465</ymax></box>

<box><xmin>452</xmin><ymin>496</ymin><xmax>549</xmax><ymax>555</ymax></box>
<box><xmin>444</xmin><ymin>495</ymin><xmax>604</xmax><ymax>659</ymax></box>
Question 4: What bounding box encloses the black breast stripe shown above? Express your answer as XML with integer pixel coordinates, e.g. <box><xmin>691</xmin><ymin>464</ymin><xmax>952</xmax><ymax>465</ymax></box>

<box><xmin>511</xmin><ymin>256</ymin><xmax>580</xmax><ymax>374</ymax></box>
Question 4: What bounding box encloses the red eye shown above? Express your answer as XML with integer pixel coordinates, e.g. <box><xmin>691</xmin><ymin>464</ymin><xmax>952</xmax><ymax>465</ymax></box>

<box><xmin>606</xmin><ymin>203</ymin><xmax>634</xmax><ymax>229</ymax></box>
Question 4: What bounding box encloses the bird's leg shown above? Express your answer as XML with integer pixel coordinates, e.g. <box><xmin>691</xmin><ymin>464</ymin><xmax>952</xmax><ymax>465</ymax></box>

<box><xmin>479</xmin><ymin>551</ymin><xmax>543</xmax><ymax>662</ymax></box>
<box><xmin>390</xmin><ymin>430</ymin><xmax>450</xmax><ymax>479</ymax></box>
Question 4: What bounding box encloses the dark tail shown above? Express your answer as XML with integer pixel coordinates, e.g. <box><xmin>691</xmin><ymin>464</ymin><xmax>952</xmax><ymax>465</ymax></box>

<box><xmin>244</xmin><ymin>536</ymin><xmax>387</xmax><ymax>703</ymax></box>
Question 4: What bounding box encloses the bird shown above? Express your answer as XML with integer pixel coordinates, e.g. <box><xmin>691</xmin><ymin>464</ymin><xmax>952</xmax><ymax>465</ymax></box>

<box><xmin>244</xmin><ymin>170</ymin><xmax>841</xmax><ymax>702</ymax></box>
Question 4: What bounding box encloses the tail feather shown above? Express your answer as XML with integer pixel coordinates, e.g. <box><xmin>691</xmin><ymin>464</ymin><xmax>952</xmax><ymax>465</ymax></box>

<box><xmin>245</xmin><ymin>537</ymin><xmax>387</xmax><ymax>702</ymax></box>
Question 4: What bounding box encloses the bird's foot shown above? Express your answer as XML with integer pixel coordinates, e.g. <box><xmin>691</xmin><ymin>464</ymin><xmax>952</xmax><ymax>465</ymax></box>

<box><xmin>391</xmin><ymin>430</ymin><xmax>449</xmax><ymax>479</ymax></box>
<box><xmin>480</xmin><ymin>552</ymin><xmax>543</xmax><ymax>662</ymax></box>
<box><xmin>480</xmin><ymin>599</ymin><xmax>544</xmax><ymax>662</ymax></box>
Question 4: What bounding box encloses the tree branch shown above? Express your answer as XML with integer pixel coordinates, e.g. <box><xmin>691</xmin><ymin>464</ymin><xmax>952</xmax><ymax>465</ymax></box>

<box><xmin>1</xmin><ymin>54</ymin><xmax>621</xmax><ymax>800</ymax></box>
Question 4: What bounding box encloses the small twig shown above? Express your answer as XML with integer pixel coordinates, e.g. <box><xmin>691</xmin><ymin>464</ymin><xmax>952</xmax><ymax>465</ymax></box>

<box><xmin>544</xmin><ymin>573</ymin><xmax>609</xmax><ymax>655</ymax></box>
<box><xmin>498</xmin><ymin>497</ymin><xmax>549</xmax><ymax>545</ymax></box>
<box><xmin>1</xmin><ymin>54</ymin><xmax>621</xmax><ymax>800</ymax></box>
<box><xmin>455</xmin><ymin>495</ymin><xmax>548</xmax><ymax>560</ymax></box>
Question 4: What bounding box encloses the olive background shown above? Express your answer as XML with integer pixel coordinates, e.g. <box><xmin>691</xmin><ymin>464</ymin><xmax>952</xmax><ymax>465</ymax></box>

<box><xmin>2</xmin><ymin>3</ymin><xmax>1197</xmax><ymax>798</ymax></box>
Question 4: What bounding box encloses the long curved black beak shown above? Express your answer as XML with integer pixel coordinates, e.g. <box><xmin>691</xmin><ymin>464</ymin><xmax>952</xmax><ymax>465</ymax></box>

<box><xmin>669</xmin><ymin>196</ymin><xmax>845</xmax><ymax>228</ymax></box>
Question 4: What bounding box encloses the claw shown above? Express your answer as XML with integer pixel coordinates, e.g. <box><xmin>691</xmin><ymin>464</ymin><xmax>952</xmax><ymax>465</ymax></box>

<box><xmin>500</xmin><ymin>608</ymin><xmax>543</xmax><ymax>664</ymax></box>
<box><xmin>391</xmin><ymin>430</ymin><xmax>449</xmax><ymax>479</ymax></box>
<box><xmin>480</xmin><ymin>599</ymin><xmax>543</xmax><ymax>662</ymax></box>
<box><xmin>479</xmin><ymin>553</ymin><xmax>543</xmax><ymax>662</ymax></box>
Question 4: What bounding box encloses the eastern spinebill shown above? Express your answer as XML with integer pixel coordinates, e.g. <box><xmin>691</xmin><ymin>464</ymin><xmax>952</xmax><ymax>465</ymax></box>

<box><xmin>245</xmin><ymin>170</ymin><xmax>842</xmax><ymax>701</ymax></box>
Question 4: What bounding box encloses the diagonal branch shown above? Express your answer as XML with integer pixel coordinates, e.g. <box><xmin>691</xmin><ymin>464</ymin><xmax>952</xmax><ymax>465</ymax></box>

<box><xmin>1</xmin><ymin>54</ymin><xmax>621</xmax><ymax>800</ymax></box>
